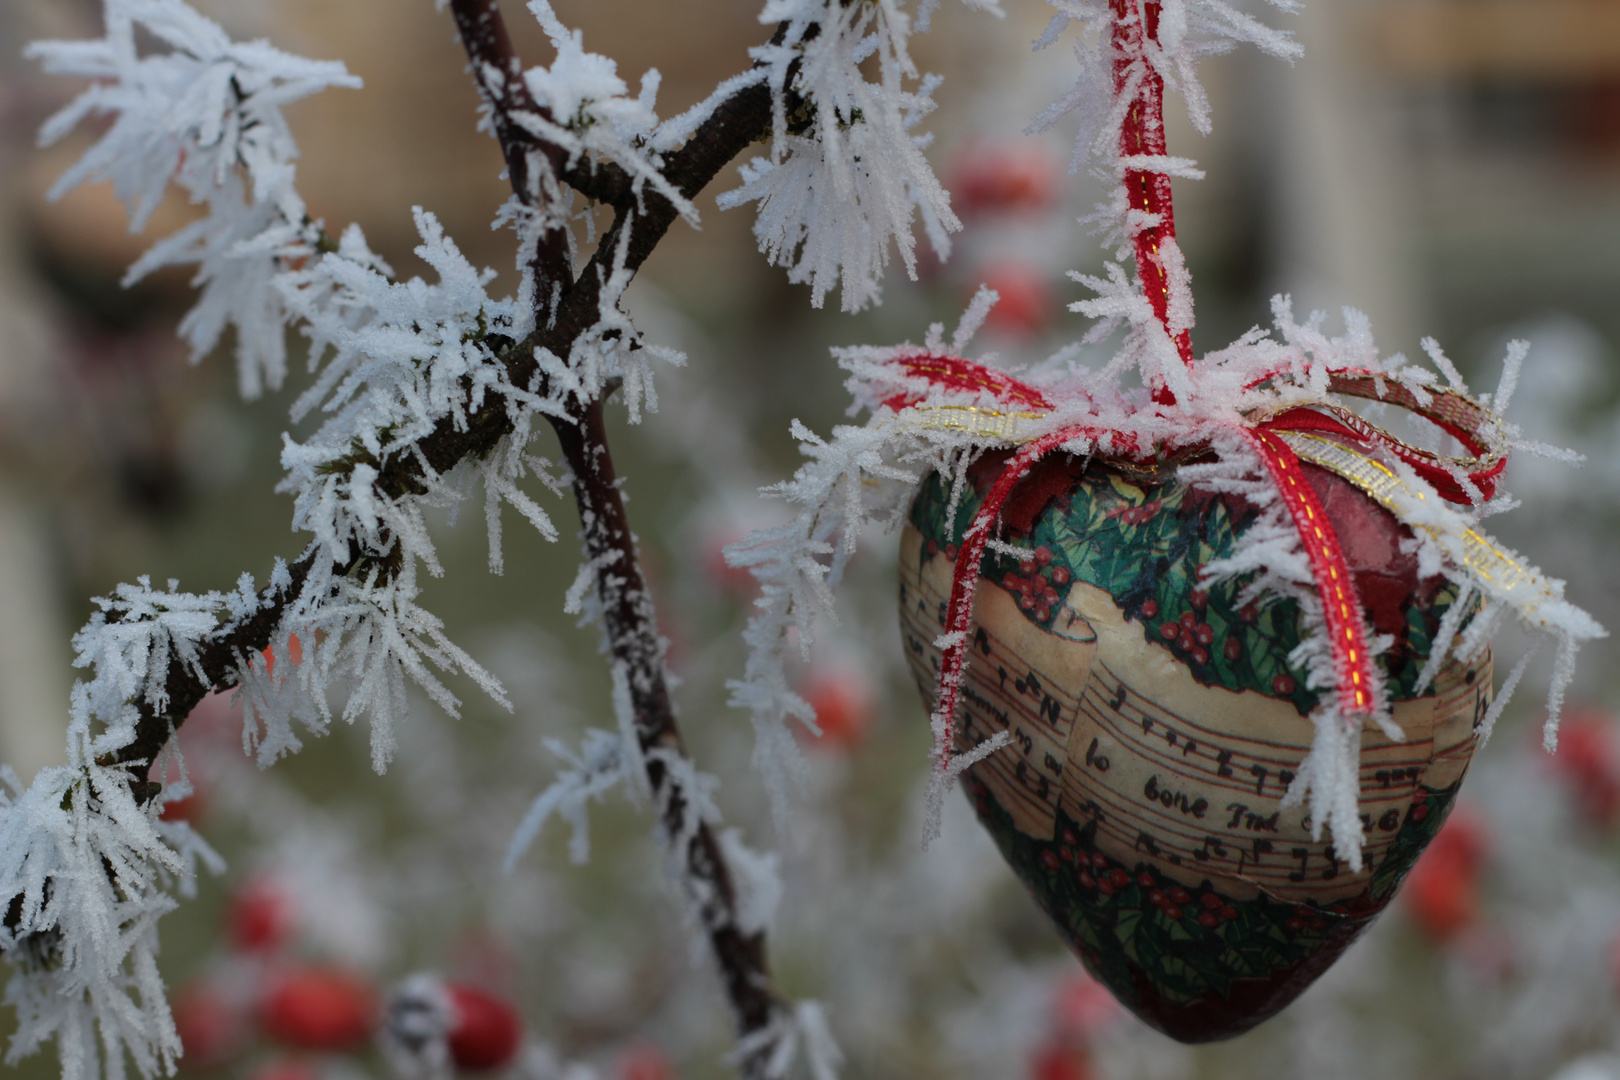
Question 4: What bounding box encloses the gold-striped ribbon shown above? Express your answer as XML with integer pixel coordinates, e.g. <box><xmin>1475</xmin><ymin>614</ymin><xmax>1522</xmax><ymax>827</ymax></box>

<box><xmin>1276</xmin><ymin>430</ymin><xmax>1546</xmax><ymax>602</ymax></box>
<box><xmin>898</xmin><ymin>404</ymin><xmax>1049</xmax><ymax>443</ymax></box>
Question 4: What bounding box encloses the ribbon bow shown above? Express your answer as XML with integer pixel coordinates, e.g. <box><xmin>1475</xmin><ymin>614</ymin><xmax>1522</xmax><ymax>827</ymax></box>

<box><xmin>883</xmin><ymin>353</ymin><xmax>1542</xmax><ymax>767</ymax></box>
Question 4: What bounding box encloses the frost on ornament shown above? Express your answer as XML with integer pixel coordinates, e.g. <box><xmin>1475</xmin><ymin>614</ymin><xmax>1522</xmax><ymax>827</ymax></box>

<box><xmin>734</xmin><ymin>0</ymin><xmax>1605</xmax><ymax>1044</ymax></box>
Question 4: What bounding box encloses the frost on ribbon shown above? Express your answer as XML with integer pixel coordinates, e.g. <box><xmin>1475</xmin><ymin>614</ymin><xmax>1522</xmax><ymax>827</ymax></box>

<box><xmin>718</xmin><ymin>0</ymin><xmax>961</xmax><ymax>312</ymax></box>
<box><xmin>1034</xmin><ymin>0</ymin><xmax>1302</xmax><ymax>394</ymax></box>
<box><xmin>29</xmin><ymin>0</ymin><xmax>361</xmax><ymax>398</ymax></box>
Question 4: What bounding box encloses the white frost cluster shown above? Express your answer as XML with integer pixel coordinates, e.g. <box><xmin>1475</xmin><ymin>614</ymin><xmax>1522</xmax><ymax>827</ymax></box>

<box><xmin>0</xmin><ymin>763</ymin><xmax>203</xmax><ymax>1080</ymax></box>
<box><xmin>515</xmin><ymin>1</ymin><xmax>699</xmax><ymax>229</ymax></box>
<box><xmin>29</xmin><ymin>0</ymin><xmax>360</xmax><ymax>398</ymax></box>
<box><xmin>717</xmin><ymin>0</ymin><xmax>961</xmax><ymax>312</ymax></box>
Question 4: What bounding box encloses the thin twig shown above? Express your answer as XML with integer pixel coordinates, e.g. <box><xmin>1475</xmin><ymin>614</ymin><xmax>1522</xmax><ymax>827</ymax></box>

<box><xmin>454</xmin><ymin>0</ymin><xmax>788</xmax><ymax>1071</ymax></box>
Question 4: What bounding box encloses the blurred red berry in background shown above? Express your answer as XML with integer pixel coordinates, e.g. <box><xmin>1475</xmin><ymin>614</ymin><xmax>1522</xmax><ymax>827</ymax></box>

<box><xmin>951</xmin><ymin>141</ymin><xmax>1059</xmax><ymax>218</ymax></box>
<box><xmin>1030</xmin><ymin>1041</ymin><xmax>1093</xmax><ymax>1080</ymax></box>
<box><xmin>230</xmin><ymin>877</ymin><xmax>294</xmax><ymax>954</ymax></box>
<box><xmin>1545</xmin><ymin>707</ymin><xmax>1620</xmax><ymax>829</ymax></box>
<box><xmin>620</xmin><ymin>1042</ymin><xmax>675</xmax><ymax>1080</ymax></box>
<box><xmin>977</xmin><ymin>263</ymin><xmax>1053</xmax><ymax>340</ymax></box>
<box><xmin>445</xmin><ymin>983</ymin><xmax>524</xmax><ymax>1072</ymax></box>
<box><xmin>259</xmin><ymin>967</ymin><xmax>377</xmax><ymax>1052</ymax></box>
<box><xmin>172</xmin><ymin>978</ymin><xmax>246</xmax><ymax>1066</ymax></box>
<box><xmin>801</xmin><ymin>668</ymin><xmax>874</xmax><ymax>750</ymax></box>
<box><xmin>244</xmin><ymin>1058</ymin><xmax>320</xmax><ymax>1080</ymax></box>
<box><xmin>1403</xmin><ymin>805</ymin><xmax>1489</xmax><ymax>941</ymax></box>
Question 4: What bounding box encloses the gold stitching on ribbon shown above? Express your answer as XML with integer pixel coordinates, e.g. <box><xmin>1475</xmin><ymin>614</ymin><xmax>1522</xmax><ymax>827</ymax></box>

<box><xmin>1276</xmin><ymin>431</ymin><xmax>1545</xmax><ymax>601</ymax></box>
<box><xmin>898</xmin><ymin>405</ymin><xmax>1048</xmax><ymax>443</ymax></box>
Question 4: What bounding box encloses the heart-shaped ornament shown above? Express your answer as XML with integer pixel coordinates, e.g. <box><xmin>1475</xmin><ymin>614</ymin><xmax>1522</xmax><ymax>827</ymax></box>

<box><xmin>899</xmin><ymin>447</ymin><xmax>1490</xmax><ymax>1041</ymax></box>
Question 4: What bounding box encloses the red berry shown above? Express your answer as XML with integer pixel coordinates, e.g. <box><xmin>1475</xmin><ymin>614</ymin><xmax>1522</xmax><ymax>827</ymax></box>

<box><xmin>1195</xmin><ymin>623</ymin><xmax>1214</xmax><ymax>646</ymax></box>
<box><xmin>949</xmin><ymin>141</ymin><xmax>1059</xmax><ymax>218</ymax></box>
<box><xmin>1107</xmin><ymin>868</ymin><xmax>1130</xmax><ymax>889</ymax></box>
<box><xmin>1061</xmin><ymin>830</ymin><xmax>1078</xmax><ymax>846</ymax></box>
<box><xmin>703</xmin><ymin>526</ymin><xmax>759</xmax><ymax>595</ymax></box>
<box><xmin>1240</xmin><ymin>603</ymin><xmax>1259</xmax><ymax>622</ymax></box>
<box><xmin>1003</xmin><ymin>572</ymin><xmax>1019</xmax><ymax>589</ymax></box>
<box><xmin>1220</xmin><ymin>906</ymin><xmax>1238</xmax><ymax>921</ymax></box>
<box><xmin>1200</xmin><ymin>893</ymin><xmax>1222</xmax><ymax>909</ymax></box>
<box><xmin>1160</xmin><ymin>622</ymin><xmax>1180</xmax><ymax>641</ymax></box>
<box><xmin>1078</xmin><ymin>872</ymin><xmax>1096</xmax><ymax>889</ymax></box>
<box><xmin>1190</xmin><ymin>647</ymin><xmax>1209</xmax><ymax>666</ymax></box>
<box><xmin>1030</xmin><ymin>1043</ymin><xmax>1092</xmax><ymax>1080</ymax></box>
<box><xmin>944</xmin><ymin>544</ymin><xmax>959</xmax><ymax>561</ymax></box>
<box><xmin>1163</xmin><ymin>905</ymin><xmax>1183</xmax><ymax>920</ymax></box>
<box><xmin>620</xmin><ymin>1043</ymin><xmax>675</xmax><ymax>1080</ymax></box>
<box><xmin>261</xmin><ymin>634</ymin><xmax>304</xmax><ymax>675</ymax></box>
<box><xmin>1180</xmin><ymin>611</ymin><xmax>1197</xmax><ymax>628</ymax></box>
<box><xmin>1042</xmin><ymin>850</ymin><xmax>1061</xmax><ymax>871</ymax></box>
<box><xmin>1148</xmin><ymin>890</ymin><xmax>1166</xmax><ymax>906</ymax></box>
<box><xmin>1403</xmin><ymin>806</ymin><xmax>1490</xmax><ymax>942</ymax></box>
<box><xmin>1050</xmin><ymin>567</ymin><xmax>1071</xmax><ymax>586</ymax></box>
<box><xmin>1097</xmin><ymin>880</ymin><xmax>1115</xmax><ymax>897</ymax></box>
<box><xmin>259</xmin><ymin>967</ymin><xmax>377</xmax><ymax>1052</ymax></box>
<box><xmin>229</xmin><ymin>878</ymin><xmax>292</xmax><ymax>954</ymax></box>
<box><xmin>1137</xmin><ymin>872</ymin><xmax>1155</xmax><ymax>887</ymax></box>
<box><xmin>1020</xmin><ymin>594</ymin><xmax>1036</xmax><ymax>611</ymax></box>
<box><xmin>159</xmin><ymin>791</ymin><xmax>204</xmax><ymax>823</ymax></box>
<box><xmin>1547</xmin><ymin>709</ymin><xmax>1620</xmax><ymax>828</ymax></box>
<box><xmin>1035</xmin><ymin>604</ymin><xmax>1052</xmax><ymax>622</ymax></box>
<box><xmin>1035</xmin><ymin>545</ymin><xmax>1053</xmax><ymax>565</ymax></box>
<box><xmin>1091</xmin><ymin>853</ymin><xmax>1109</xmax><ymax>869</ymax></box>
<box><xmin>1169</xmin><ymin>887</ymin><xmax>1191</xmax><ymax>904</ymax></box>
<box><xmin>1272</xmin><ymin>674</ymin><xmax>1297</xmax><ymax>696</ymax></box>
<box><xmin>172</xmin><ymin>980</ymin><xmax>244</xmax><ymax>1065</ymax></box>
<box><xmin>1140</xmin><ymin>598</ymin><xmax>1158</xmax><ymax>618</ymax></box>
<box><xmin>446</xmin><ymin>983</ymin><xmax>524</xmax><ymax>1073</ymax></box>
<box><xmin>1019</xmin><ymin>559</ymin><xmax>1037</xmax><ymax>575</ymax></box>
<box><xmin>1189</xmin><ymin>589</ymin><xmax>1208</xmax><ymax>610</ymax></box>
<box><xmin>1224</xmin><ymin>637</ymin><xmax>1242</xmax><ymax>661</ymax></box>
<box><xmin>1051</xmin><ymin>973</ymin><xmax>1122</xmax><ymax>1036</ymax></box>
<box><xmin>802</xmin><ymin>672</ymin><xmax>873</xmax><ymax>750</ymax></box>
<box><xmin>1198</xmin><ymin>912</ymin><xmax>1220</xmax><ymax>928</ymax></box>
<box><xmin>1285</xmin><ymin>918</ymin><xmax>1304</xmax><ymax>932</ymax></box>
<box><xmin>245</xmin><ymin>1060</ymin><xmax>320</xmax><ymax>1080</ymax></box>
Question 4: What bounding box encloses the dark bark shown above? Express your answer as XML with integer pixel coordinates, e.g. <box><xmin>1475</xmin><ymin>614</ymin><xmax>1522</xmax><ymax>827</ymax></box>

<box><xmin>552</xmin><ymin>403</ymin><xmax>779</xmax><ymax>1055</ymax></box>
